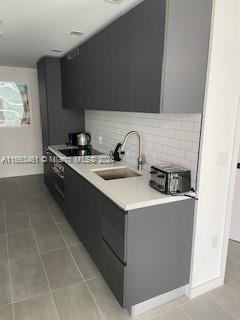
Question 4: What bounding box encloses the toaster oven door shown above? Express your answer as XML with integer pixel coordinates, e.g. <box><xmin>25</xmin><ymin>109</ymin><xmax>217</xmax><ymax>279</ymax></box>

<box><xmin>169</xmin><ymin>174</ymin><xmax>179</xmax><ymax>194</ymax></box>
<box><xmin>151</xmin><ymin>171</ymin><xmax>167</xmax><ymax>192</ymax></box>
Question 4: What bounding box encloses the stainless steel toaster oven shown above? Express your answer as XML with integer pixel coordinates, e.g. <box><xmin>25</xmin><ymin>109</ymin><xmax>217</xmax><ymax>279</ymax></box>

<box><xmin>149</xmin><ymin>164</ymin><xmax>191</xmax><ymax>195</ymax></box>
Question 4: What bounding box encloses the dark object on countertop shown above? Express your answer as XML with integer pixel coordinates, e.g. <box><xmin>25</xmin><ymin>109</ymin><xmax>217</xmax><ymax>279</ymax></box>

<box><xmin>113</xmin><ymin>143</ymin><xmax>122</xmax><ymax>162</ymax></box>
<box><xmin>150</xmin><ymin>164</ymin><xmax>191</xmax><ymax>195</ymax></box>
<box><xmin>68</xmin><ymin>132</ymin><xmax>80</xmax><ymax>146</ymax></box>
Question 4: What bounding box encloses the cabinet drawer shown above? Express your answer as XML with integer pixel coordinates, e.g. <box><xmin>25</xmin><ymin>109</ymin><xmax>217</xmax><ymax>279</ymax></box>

<box><xmin>102</xmin><ymin>205</ymin><xmax>127</xmax><ymax>262</ymax></box>
<box><xmin>101</xmin><ymin>239</ymin><xmax>125</xmax><ymax>307</ymax></box>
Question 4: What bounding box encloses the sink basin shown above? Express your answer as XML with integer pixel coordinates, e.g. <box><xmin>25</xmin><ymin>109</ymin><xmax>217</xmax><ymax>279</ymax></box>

<box><xmin>92</xmin><ymin>167</ymin><xmax>142</xmax><ymax>180</ymax></box>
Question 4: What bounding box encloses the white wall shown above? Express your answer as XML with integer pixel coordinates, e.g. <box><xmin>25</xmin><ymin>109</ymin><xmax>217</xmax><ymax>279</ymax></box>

<box><xmin>0</xmin><ymin>66</ymin><xmax>43</xmax><ymax>178</ymax></box>
<box><xmin>188</xmin><ymin>0</ymin><xmax>240</xmax><ymax>296</ymax></box>
<box><xmin>230</xmin><ymin>150</ymin><xmax>240</xmax><ymax>242</ymax></box>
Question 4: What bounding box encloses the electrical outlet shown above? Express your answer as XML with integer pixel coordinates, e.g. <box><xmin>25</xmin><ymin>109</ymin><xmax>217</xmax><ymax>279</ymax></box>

<box><xmin>212</xmin><ymin>235</ymin><xmax>219</xmax><ymax>249</ymax></box>
<box><xmin>98</xmin><ymin>136</ymin><xmax>103</xmax><ymax>145</ymax></box>
<box><xmin>125</xmin><ymin>150</ymin><xmax>130</xmax><ymax>157</ymax></box>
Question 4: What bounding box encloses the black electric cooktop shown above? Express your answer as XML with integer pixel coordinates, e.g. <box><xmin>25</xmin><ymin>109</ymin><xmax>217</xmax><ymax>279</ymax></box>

<box><xmin>60</xmin><ymin>147</ymin><xmax>102</xmax><ymax>157</ymax></box>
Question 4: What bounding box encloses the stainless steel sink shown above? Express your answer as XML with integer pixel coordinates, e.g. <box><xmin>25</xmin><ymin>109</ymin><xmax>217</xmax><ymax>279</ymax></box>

<box><xmin>92</xmin><ymin>167</ymin><xmax>142</xmax><ymax>180</ymax></box>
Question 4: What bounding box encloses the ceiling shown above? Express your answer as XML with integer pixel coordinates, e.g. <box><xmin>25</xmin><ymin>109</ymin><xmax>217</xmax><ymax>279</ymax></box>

<box><xmin>0</xmin><ymin>0</ymin><xmax>142</xmax><ymax>68</ymax></box>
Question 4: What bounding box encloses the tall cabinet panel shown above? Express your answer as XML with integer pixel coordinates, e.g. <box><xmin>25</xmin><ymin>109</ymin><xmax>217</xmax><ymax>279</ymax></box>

<box><xmin>82</xmin><ymin>37</ymin><xmax>100</xmax><ymax>109</ymax></box>
<box><xmin>131</xmin><ymin>0</ymin><xmax>166</xmax><ymax>113</ymax></box>
<box><xmin>37</xmin><ymin>57</ymin><xmax>84</xmax><ymax>148</ymax></box>
<box><xmin>61</xmin><ymin>48</ymin><xmax>82</xmax><ymax>110</ymax></box>
<box><xmin>37</xmin><ymin>59</ymin><xmax>49</xmax><ymax>151</ymax></box>
<box><xmin>161</xmin><ymin>0</ymin><xmax>213</xmax><ymax>113</ymax></box>
<box><xmin>97</xmin><ymin>26</ymin><xmax>114</xmax><ymax>110</ymax></box>
<box><xmin>111</xmin><ymin>14</ymin><xmax>132</xmax><ymax>111</ymax></box>
<box><xmin>37</xmin><ymin>57</ymin><xmax>84</xmax><ymax>187</ymax></box>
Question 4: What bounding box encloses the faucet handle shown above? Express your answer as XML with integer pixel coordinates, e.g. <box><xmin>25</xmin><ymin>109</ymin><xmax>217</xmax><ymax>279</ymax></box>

<box><xmin>113</xmin><ymin>143</ymin><xmax>122</xmax><ymax>162</ymax></box>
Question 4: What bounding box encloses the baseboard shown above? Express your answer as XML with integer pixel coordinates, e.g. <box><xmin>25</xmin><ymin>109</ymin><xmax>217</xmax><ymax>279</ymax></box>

<box><xmin>130</xmin><ymin>285</ymin><xmax>186</xmax><ymax>317</ymax></box>
<box><xmin>185</xmin><ymin>277</ymin><xmax>224</xmax><ymax>299</ymax></box>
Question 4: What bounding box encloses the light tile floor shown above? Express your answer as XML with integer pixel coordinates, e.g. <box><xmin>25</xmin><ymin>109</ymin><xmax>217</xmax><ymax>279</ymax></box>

<box><xmin>0</xmin><ymin>175</ymin><xmax>240</xmax><ymax>320</ymax></box>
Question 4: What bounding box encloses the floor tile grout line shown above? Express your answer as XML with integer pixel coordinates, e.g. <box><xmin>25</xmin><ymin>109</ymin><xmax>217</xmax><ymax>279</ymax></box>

<box><xmin>5</xmin><ymin>184</ymin><xmax>176</xmax><ymax>319</ymax></box>
<box><xmin>18</xmin><ymin>184</ymin><xmax>62</xmax><ymax>320</ymax></box>
<box><xmin>25</xmin><ymin>184</ymin><xmax>190</xmax><ymax>320</ymax></box>
<box><xmin>178</xmin><ymin>306</ymin><xmax>195</xmax><ymax>320</ymax></box>
<box><xmin>4</xmin><ymin>224</ymin><xmax>54</xmax><ymax>237</ymax></box>
<box><xmin>3</xmin><ymin>201</ymin><xmax>64</xmax><ymax>236</ymax></box>
<box><xmin>42</xmin><ymin>199</ymin><xmax>99</xmax><ymax>285</ymax></box>
<box><xmin>181</xmin><ymin>305</ymin><xmax>202</xmax><ymax>320</ymax></box>
<box><xmin>227</xmin><ymin>255</ymin><xmax>240</xmax><ymax>263</ymax></box>
<box><xmin>209</xmin><ymin>293</ymin><xmax>240</xmax><ymax>320</ymax></box>
<box><xmin>85</xmin><ymin>275</ymin><xmax>102</xmax><ymax>282</ymax></box>
<box><xmin>225</xmin><ymin>277</ymin><xmax>240</xmax><ymax>287</ymax></box>
<box><xmin>136</xmin><ymin>302</ymin><xmax>193</xmax><ymax>320</ymax></box>
<box><xmin>224</xmin><ymin>276</ymin><xmax>240</xmax><ymax>287</ymax></box>
<box><xmin>229</xmin><ymin>239</ymin><xmax>240</xmax><ymax>245</ymax></box>
<box><xmin>41</xmin><ymin>197</ymin><xmax>106</xmax><ymax>318</ymax></box>
<box><xmin>54</xmin><ymin>221</ymin><xmax>106</xmax><ymax>320</ymax></box>
<box><xmin>4</xmin><ymin>211</ymin><xmax>31</xmax><ymax>216</ymax></box>
<box><xmin>11</xmin><ymin>291</ymin><xmax>52</xmax><ymax>305</ymax></box>
<box><xmin>3</xmin><ymin>198</ymin><xmax>15</xmax><ymax>320</ymax></box>
<box><xmin>44</xmin><ymin>190</ymin><xmax>106</xmax><ymax>320</ymax></box>
<box><xmin>43</xmin><ymin>190</ymin><xmax>203</xmax><ymax>320</ymax></box>
<box><xmin>22</xmin><ymin>213</ymin><xmax>61</xmax><ymax>320</ymax></box>
<box><xmin>5</xmin><ymin>177</ymin><xmax>240</xmax><ymax>320</ymax></box>
<box><xmin>4</xmin><ymin>211</ymin><xmax>31</xmax><ymax>236</ymax></box>
<box><xmin>8</xmin><ymin>246</ymin><xmax>69</xmax><ymax>263</ymax></box>
<box><xmin>158</xmin><ymin>305</ymin><xmax>195</xmax><ymax>320</ymax></box>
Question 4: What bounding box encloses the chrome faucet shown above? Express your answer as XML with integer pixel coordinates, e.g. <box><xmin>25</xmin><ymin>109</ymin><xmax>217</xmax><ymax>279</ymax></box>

<box><xmin>120</xmin><ymin>131</ymin><xmax>143</xmax><ymax>171</ymax></box>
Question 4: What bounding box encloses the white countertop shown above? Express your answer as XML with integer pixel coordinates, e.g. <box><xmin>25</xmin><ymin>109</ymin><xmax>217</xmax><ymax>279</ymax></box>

<box><xmin>48</xmin><ymin>145</ymin><xmax>193</xmax><ymax>211</ymax></box>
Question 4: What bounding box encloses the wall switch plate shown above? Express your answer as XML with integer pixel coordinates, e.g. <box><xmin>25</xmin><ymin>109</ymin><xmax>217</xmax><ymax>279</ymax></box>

<box><xmin>216</xmin><ymin>150</ymin><xmax>229</xmax><ymax>167</ymax></box>
<box><xmin>212</xmin><ymin>235</ymin><xmax>219</xmax><ymax>249</ymax></box>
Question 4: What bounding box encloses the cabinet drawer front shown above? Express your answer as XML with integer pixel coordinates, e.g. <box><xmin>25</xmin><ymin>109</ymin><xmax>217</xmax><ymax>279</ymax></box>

<box><xmin>102</xmin><ymin>217</ymin><xmax>126</xmax><ymax>262</ymax></box>
<box><xmin>101</xmin><ymin>240</ymin><xmax>125</xmax><ymax>307</ymax></box>
<box><xmin>102</xmin><ymin>204</ymin><xmax>127</xmax><ymax>262</ymax></box>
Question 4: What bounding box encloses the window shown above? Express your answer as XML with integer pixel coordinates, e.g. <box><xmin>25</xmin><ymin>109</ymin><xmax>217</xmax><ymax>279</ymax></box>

<box><xmin>0</xmin><ymin>82</ymin><xmax>31</xmax><ymax>128</ymax></box>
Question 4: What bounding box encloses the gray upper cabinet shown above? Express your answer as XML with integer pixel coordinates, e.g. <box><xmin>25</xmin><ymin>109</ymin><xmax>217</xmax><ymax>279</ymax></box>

<box><xmin>161</xmin><ymin>0</ymin><xmax>213</xmax><ymax>113</ymax></box>
<box><xmin>61</xmin><ymin>48</ymin><xmax>82</xmax><ymax>110</ymax></box>
<box><xmin>97</xmin><ymin>26</ymin><xmax>114</xmax><ymax>109</ymax></box>
<box><xmin>81</xmin><ymin>38</ymin><xmax>100</xmax><ymax>109</ymax></box>
<box><xmin>61</xmin><ymin>0</ymin><xmax>212</xmax><ymax>113</ymax></box>
<box><xmin>37</xmin><ymin>57</ymin><xmax>84</xmax><ymax>146</ymax></box>
<box><xmin>130</xmin><ymin>0</ymin><xmax>166</xmax><ymax>113</ymax></box>
<box><xmin>111</xmin><ymin>14</ymin><xmax>132</xmax><ymax>112</ymax></box>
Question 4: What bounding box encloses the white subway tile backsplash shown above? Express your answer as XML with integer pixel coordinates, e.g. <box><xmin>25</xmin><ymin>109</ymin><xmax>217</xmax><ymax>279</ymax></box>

<box><xmin>85</xmin><ymin>110</ymin><xmax>202</xmax><ymax>188</ymax></box>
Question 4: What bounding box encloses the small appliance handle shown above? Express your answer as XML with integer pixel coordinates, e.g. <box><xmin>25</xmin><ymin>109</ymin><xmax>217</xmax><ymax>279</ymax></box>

<box><xmin>86</xmin><ymin>132</ymin><xmax>91</xmax><ymax>144</ymax></box>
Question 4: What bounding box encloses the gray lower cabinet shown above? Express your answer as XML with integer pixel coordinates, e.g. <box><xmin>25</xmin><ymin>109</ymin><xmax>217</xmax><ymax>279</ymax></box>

<box><xmin>44</xmin><ymin>151</ymin><xmax>65</xmax><ymax>212</ymax></box>
<box><xmin>64</xmin><ymin>165</ymin><xmax>194</xmax><ymax>312</ymax></box>
<box><xmin>125</xmin><ymin>201</ymin><xmax>194</xmax><ymax>310</ymax></box>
